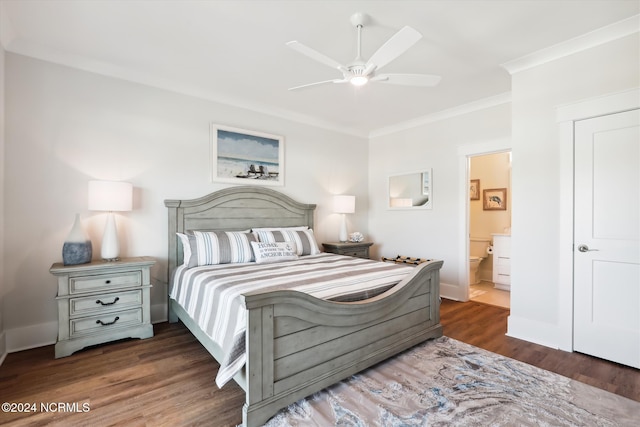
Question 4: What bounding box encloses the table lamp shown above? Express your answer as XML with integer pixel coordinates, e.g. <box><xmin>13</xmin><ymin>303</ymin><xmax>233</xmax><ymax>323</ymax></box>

<box><xmin>333</xmin><ymin>195</ymin><xmax>355</xmax><ymax>243</ymax></box>
<box><xmin>88</xmin><ymin>180</ymin><xmax>133</xmax><ymax>261</ymax></box>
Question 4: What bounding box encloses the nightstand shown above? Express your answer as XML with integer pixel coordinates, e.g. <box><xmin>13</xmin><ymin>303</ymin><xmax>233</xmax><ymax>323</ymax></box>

<box><xmin>322</xmin><ymin>242</ymin><xmax>373</xmax><ymax>259</ymax></box>
<box><xmin>49</xmin><ymin>256</ymin><xmax>155</xmax><ymax>358</ymax></box>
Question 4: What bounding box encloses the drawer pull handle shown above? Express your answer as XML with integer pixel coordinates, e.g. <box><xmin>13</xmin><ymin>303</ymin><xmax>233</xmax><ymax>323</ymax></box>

<box><xmin>96</xmin><ymin>297</ymin><xmax>120</xmax><ymax>306</ymax></box>
<box><xmin>96</xmin><ymin>316</ymin><xmax>120</xmax><ymax>326</ymax></box>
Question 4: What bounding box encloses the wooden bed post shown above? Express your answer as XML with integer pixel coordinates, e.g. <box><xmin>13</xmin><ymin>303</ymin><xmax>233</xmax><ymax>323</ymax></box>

<box><xmin>165</xmin><ymin>199</ymin><xmax>180</xmax><ymax>323</ymax></box>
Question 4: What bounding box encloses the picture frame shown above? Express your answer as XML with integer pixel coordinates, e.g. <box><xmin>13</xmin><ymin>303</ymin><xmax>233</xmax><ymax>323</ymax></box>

<box><xmin>210</xmin><ymin>124</ymin><xmax>284</xmax><ymax>186</ymax></box>
<box><xmin>483</xmin><ymin>188</ymin><xmax>507</xmax><ymax>210</ymax></box>
<box><xmin>470</xmin><ymin>179</ymin><xmax>480</xmax><ymax>200</ymax></box>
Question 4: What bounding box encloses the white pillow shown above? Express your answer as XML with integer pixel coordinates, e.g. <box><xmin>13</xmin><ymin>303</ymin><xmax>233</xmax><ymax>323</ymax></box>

<box><xmin>251</xmin><ymin>241</ymin><xmax>298</xmax><ymax>264</ymax></box>
<box><xmin>252</xmin><ymin>227</ymin><xmax>321</xmax><ymax>256</ymax></box>
<box><xmin>252</xmin><ymin>226</ymin><xmax>308</xmax><ymax>231</ymax></box>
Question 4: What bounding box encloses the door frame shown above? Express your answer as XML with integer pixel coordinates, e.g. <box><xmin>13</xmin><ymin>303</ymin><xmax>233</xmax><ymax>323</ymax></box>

<box><xmin>457</xmin><ymin>139</ymin><xmax>511</xmax><ymax>302</ymax></box>
<box><xmin>555</xmin><ymin>87</ymin><xmax>640</xmax><ymax>351</ymax></box>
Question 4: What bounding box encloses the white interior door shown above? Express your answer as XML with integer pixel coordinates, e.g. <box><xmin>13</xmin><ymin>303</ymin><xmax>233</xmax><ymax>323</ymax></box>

<box><xmin>574</xmin><ymin>109</ymin><xmax>640</xmax><ymax>368</ymax></box>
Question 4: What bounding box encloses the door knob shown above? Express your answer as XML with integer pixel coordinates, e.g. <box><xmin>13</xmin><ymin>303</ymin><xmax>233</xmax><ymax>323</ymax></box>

<box><xmin>577</xmin><ymin>244</ymin><xmax>598</xmax><ymax>252</ymax></box>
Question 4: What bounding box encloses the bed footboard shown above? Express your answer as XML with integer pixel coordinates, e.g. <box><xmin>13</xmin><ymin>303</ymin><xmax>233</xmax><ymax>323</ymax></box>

<box><xmin>241</xmin><ymin>259</ymin><xmax>443</xmax><ymax>427</ymax></box>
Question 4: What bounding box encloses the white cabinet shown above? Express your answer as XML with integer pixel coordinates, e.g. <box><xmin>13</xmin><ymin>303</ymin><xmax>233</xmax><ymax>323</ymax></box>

<box><xmin>492</xmin><ymin>234</ymin><xmax>511</xmax><ymax>291</ymax></box>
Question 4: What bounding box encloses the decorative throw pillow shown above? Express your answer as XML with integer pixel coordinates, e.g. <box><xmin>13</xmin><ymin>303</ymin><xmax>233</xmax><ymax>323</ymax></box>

<box><xmin>176</xmin><ymin>232</ymin><xmax>198</xmax><ymax>268</ymax></box>
<box><xmin>251</xmin><ymin>226</ymin><xmax>308</xmax><ymax>231</ymax></box>
<box><xmin>251</xmin><ymin>241</ymin><xmax>298</xmax><ymax>264</ymax></box>
<box><xmin>252</xmin><ymin>227</ymin><xmax>321</xmax><ymax>256</ymax></box>
<box><xmin>177</xmin><ymin>230</ymin><xmax>256</xmax><ymax>267</ymax></box>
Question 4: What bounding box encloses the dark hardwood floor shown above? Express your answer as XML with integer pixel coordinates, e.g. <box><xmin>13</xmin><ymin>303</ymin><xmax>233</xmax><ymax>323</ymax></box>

<box><xmin>440</xmin><ymin>300</ymin><xmax>640</xmax><ymax>401</ymax></box>
<box><xmin>1</xmin><ymin>299</ymin><xmax>638</xmax><ymax>426</ymax></box>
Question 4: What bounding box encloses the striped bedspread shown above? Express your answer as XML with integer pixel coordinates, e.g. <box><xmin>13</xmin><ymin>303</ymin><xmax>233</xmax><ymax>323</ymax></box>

<box><xmin>169</xmin><ymin>253</ymin><xmax>414</xmax><ymax>387</ymax></box>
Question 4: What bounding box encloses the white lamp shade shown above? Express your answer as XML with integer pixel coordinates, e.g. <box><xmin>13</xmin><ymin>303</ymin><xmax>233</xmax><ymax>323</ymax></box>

<box><xmin>333</xmin><ymin>195</ymin><xmax>355</xmax><ymax>214</ymax></box>
<box><xmin>88</xmin><ymin>180</ymin><xmax>133</xmax><ymax>212</ymax></box>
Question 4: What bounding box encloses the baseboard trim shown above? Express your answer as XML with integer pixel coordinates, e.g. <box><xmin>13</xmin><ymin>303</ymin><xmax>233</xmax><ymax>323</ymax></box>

<box><xmin>0</xmin><ymin>330</ymin><xmax>7</xmax><ymax>366</ymax></box>
<box><xmin>507</xmin><ymin>314</ymin><xmax>568</xmax><ymax>351</ymax></box>
<box><xmin>439</xmin><ymin>281</ymin><xmax>465</xmax><ymax>301</ymax></box>
<box><xmin>151</xmin><ymin>302</ymin><xmax>168</xmax><ymax>324</ymax></box>
<box><xmin>5</xmin><ymin>321</ymin><xmax>57</xmax><ymax>353</ymax></box>
<box><xmin>4</xmin><ymin>310</ymin><xmax>170</xmax><ymax>353</ymax></box>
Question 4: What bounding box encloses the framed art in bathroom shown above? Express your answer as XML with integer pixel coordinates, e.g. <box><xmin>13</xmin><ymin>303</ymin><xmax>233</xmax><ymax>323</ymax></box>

<box><xmin>470</xmin><ymin>179</ymin><xmax>480</xmax><ymax>200</ymax></box>
<box><xmin>483</xmin><ymin>188</ymin><xmax>507</xmax><ymax>210</ymax></box>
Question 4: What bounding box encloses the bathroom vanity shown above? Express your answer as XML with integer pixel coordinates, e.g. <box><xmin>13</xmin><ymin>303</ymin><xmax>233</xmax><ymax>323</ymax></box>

<box><xmin>492</xmin><ymin>234</ymin><xmax>511</xmax><ymax>291</ymax></box>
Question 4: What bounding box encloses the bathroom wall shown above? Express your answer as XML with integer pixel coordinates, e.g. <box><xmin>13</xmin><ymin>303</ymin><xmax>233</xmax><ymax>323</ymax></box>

<box><xmin>470</xmin><ymin>152</ymin><xmax>511</xmax><ymax>281</ymax></box>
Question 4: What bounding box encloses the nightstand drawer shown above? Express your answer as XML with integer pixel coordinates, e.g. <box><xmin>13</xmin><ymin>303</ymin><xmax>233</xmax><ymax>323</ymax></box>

<box><xmin>70</xmin><ymin>271</ymin><xmax>142</xmax><ymax>294</ymax></box>
<box><xmin>345</xmin><ymin>248</ymin><xmax>368</xmax><ymax>258</ymax></box>
<box><xmin>70</xmin><ymin>290</ymin><xmax>142</xmax><ymax>316</ymax></box>
<box><xmin>322</xmin><ymin>242</ymin><xmax>373</xmax><ymax>259</ymax></box>
<box><xmin>70</xmin><ymin>307</ymin><xmax>143</xmax><ymax>337</ymax></box>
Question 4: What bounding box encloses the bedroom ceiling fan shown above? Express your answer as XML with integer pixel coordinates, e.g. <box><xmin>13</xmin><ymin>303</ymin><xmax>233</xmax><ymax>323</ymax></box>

<box><xmin>286</xmin><ymin>12</ymin><xmax>441</xmax><ymax>91</ymax></box>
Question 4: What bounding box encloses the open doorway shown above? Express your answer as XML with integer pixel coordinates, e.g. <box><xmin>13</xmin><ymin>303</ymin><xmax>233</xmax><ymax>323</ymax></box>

<box><xmin>468</xmin><ymin>151</ymin><xmax>511</xmax><ymax>309</ymax></box>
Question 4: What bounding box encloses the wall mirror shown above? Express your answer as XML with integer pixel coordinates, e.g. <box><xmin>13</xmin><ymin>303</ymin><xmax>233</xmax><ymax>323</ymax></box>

<box><xmin>388</xmin><ymin>169</ymin><xmax>432</xmax><ymax>209</ymax></box>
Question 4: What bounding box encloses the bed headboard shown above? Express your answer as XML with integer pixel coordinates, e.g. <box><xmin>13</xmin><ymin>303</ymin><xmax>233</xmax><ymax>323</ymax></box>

<box><xmin>164</xmin><ymin>185</ymin><xmax>317</xmax><ymax>279</ymax></box>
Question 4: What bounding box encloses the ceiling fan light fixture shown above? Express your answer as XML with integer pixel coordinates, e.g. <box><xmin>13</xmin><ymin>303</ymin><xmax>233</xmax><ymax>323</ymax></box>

<box><xmin>286</xmin><ymin>13</ymin><xmax>441</xmax><ymax>91</ymax></box>
<box><xmin>350</xmin><ymin>75</ymin><xmax>368</xmax><ymax>86</ymax></box>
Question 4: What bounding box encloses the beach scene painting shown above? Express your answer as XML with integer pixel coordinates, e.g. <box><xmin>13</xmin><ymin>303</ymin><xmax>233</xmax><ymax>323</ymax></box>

<box><xmin>211</xmin><ymin>124</ymin><xmax>284</xmax><ymax>186</ymax></box>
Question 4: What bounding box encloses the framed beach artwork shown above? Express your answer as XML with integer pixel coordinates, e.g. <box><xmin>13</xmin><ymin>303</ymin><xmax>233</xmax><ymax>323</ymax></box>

<box><xmin>211</xmin><ymin>124</ymin><xmax>284</xmax><ymax>186</ymax></box>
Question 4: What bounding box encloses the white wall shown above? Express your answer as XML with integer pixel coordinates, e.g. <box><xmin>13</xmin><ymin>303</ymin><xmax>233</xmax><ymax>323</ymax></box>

<box><xmin>3</xmin><ymin>53</ymin><xmax>369</xmax><ymax>351</ymax></box>
<box><xmin>508</xmin><ymin>33</ymin><xmax>639</xmax><ymax>348</ymax></box>
<box><xmin>0</xmin><ymin>42</ymin><xmax>6</xmax><ymax>362</ymax></box>
<box><xmin>368</xmin><ymin>103</ymin><xmax>511</xmax><ymax>299</ymax></box>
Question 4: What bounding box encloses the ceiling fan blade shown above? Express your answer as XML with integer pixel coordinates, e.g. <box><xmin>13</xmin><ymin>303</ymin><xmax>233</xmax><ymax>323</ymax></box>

<box><xmin>372</xmin><ymin>73</ymin><xmax>441</xmax><ymax>86</ymax></box>
<box><xmin>288</xmin><ymin>79</ymin><xmax>348</xmax><ymax>91</ymax></box>
<box><xmin>366</xmin><ymin>26</ymin><xmax>422</xmax><ymax>71</ymax></box>
<box><xmin>286</xmin><ymin>41</ymin><xmax>347</xmax><ymax>72</ymax></box>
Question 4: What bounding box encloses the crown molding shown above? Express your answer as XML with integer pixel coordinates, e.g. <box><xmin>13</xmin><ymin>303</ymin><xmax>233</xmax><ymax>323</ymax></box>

<box><xmin>556</xmin><ymin>87</ymin><xmax>640</xmax><ymax>123</ymax></box>
<box><xmin>501</xmin><ymin>14</ymin><xmax>640</xmax><ymax>75</ymax></box>
<box><xmin>369</xmin><ymin>92</ymin><xmax>512</xmax><ymax>138</ymax></box>
<box><xmin>5</xmin><ymin>39</ymin><xmax>369</xmax><ymax>139</ymax></box>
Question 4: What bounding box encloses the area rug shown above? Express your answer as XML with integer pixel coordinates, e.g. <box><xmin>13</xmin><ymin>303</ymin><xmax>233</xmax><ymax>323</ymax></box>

<box><xmin>264</xmin><ymin>337</ymin><xmax>639</xmax><ymax>426</ymax></box>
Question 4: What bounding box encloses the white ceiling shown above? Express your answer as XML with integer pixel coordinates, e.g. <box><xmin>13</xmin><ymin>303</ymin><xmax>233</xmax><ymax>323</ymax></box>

<box><xmin>1</xmin><ymin>0</ymin><xmax>638</xmax><ymax>137</ymax></box>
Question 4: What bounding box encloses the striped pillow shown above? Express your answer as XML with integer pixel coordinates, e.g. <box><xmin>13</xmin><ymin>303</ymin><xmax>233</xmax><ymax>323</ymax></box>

<box><xmin>252</xmin><ymin>227</ymin><xmax>320</xmax><ymax>256</ymax></box>
<box><xmin>176</xmin><ymin>232</ymin><xmax>198</xmax><ymax>268</ymax></box>
<box><xmin>177</xmin><ymin>231</ymin><xmax>256</xmax><ymax>267</ymax></box>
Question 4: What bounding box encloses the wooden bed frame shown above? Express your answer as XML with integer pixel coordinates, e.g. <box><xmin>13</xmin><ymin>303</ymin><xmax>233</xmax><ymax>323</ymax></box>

<box><xmin>165</xmin><ymin>186</ymin><xmax>443</xmax><ymax>427</ymax></box>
